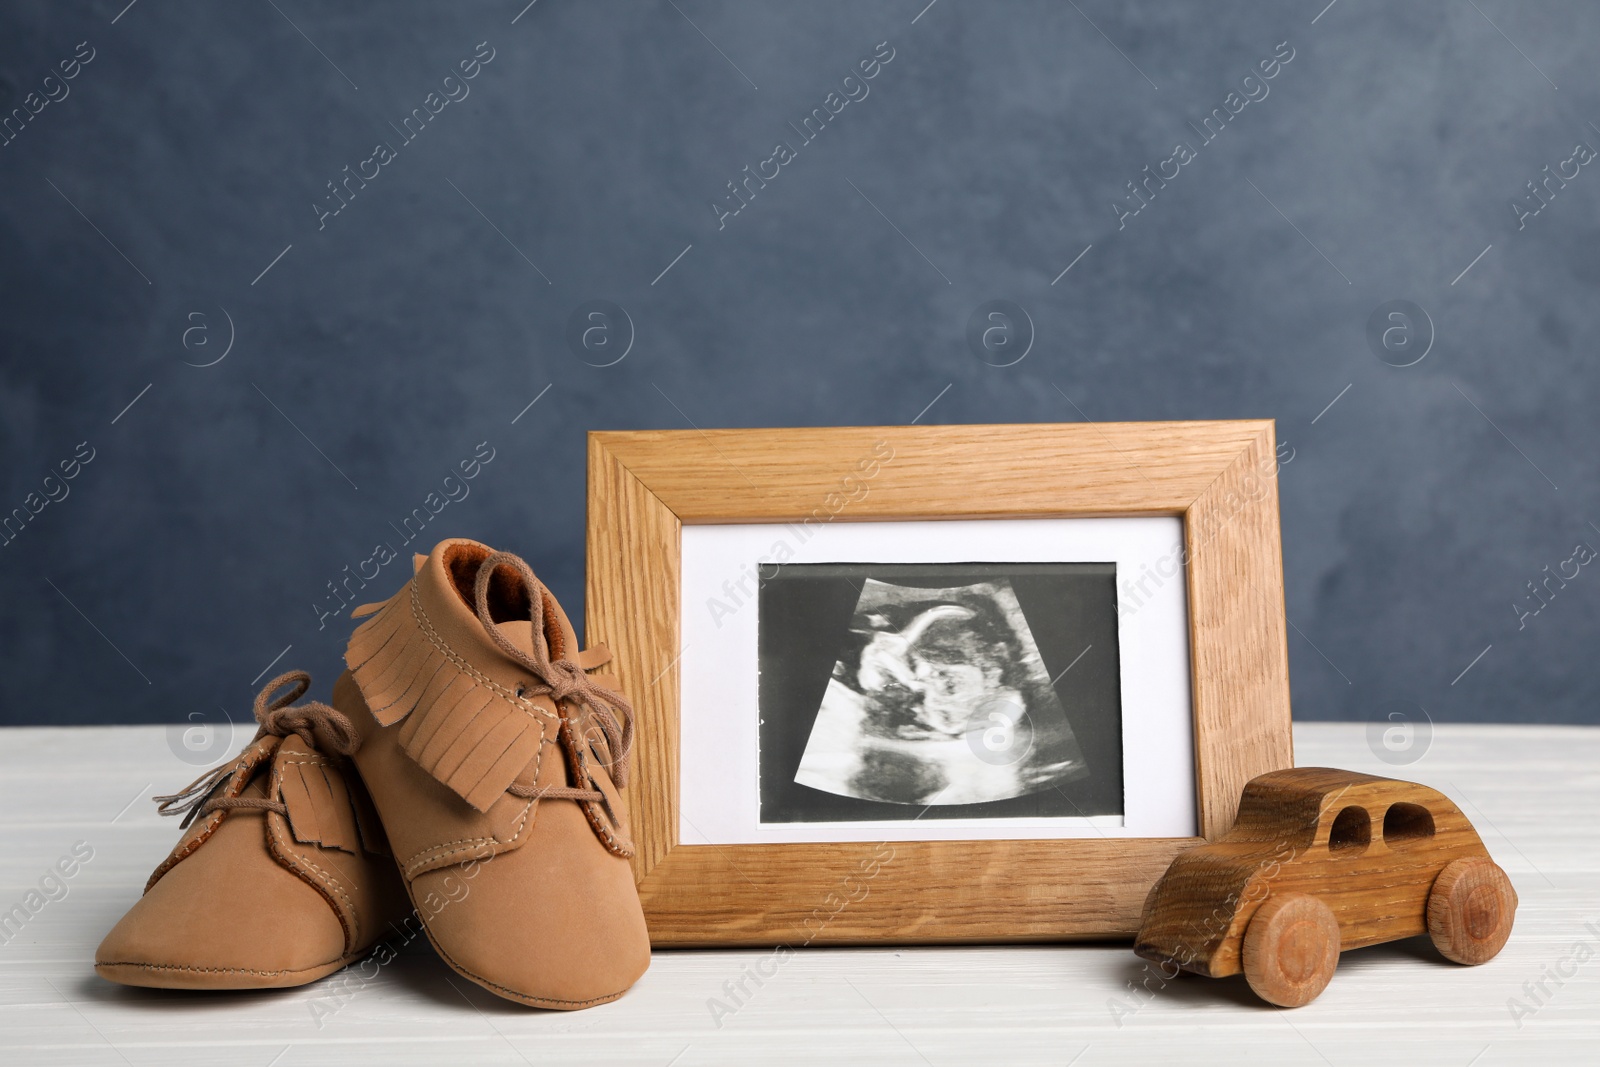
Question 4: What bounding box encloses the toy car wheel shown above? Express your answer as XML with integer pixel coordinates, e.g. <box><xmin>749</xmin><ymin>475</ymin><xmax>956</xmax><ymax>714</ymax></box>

<box><xmin>1428</xmin><ymin>858</ymin><xmax>1516</xmax><ymax>965</ymax></box>
<box><xmin>1241</xmin><ymin>893</ymin><xmax>1340</xmax><ymax>1007</ymax></box>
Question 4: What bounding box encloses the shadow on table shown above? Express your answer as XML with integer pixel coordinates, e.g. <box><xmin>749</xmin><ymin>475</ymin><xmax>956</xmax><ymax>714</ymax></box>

<box><xmin>56</xmin><ymin>971</ymin><xmax>309</xmax><ymax>1013</ymax></box>
<box><xmin>62</xmin><ymin>944</ymin><xmax>602</xmax><ymax>1027</ymax></box>
<box><xmin>1336</xmin><ymin>933</ymin><xmax>1450</xmax><ymax>969</ymax></box>
<box><xmin>1108</xmin><ymin>934</ymin><xmax>1448</xmax><ymax>1011</ymax></box>
<box><xmin>374</xmin><ymin>941</ymin><xmax>605</xmax><ymax>1021</ymax></box>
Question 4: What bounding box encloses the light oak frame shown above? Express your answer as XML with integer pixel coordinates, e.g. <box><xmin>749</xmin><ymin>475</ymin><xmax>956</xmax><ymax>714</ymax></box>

<box><xmin>586</xmin><ymin>421</ymin><xmax>1293</xmax><ymax>946</ymax></box>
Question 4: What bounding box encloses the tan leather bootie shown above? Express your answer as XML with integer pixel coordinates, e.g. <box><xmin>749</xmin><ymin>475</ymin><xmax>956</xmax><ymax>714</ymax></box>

<box><xmin>338</xmin><ymin>538</ymin><xmax>649</xmax><ymax>1009</ymax></box>
<box><xmin>96</xmin><ymin>672</ymin><xmax>411</xmax><ymax>989</ymax></box>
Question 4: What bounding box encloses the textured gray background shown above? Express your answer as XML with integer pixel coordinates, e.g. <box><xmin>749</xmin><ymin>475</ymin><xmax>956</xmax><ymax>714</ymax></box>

<box><xmin>2</xmin><ymin>0</ymin><xmax>1596</xmax><ymax>732</ymax></box>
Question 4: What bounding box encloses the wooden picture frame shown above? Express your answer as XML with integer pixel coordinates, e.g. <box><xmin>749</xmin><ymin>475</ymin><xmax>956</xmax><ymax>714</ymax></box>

<box><xmin>585</xmin><ymin>421</ymin><xmax>1293</xmax><ymax>946</ymax></box>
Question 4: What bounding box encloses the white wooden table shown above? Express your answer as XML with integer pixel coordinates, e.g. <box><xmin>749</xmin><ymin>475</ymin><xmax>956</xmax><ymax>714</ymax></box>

<box><xmin>2</xmin><ymin>723</ymin><xmax>1595</xmax><ymax>1066</ymax></box>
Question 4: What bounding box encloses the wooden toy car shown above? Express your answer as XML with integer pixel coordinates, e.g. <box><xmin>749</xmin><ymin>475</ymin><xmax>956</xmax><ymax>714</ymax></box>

<box><xmin>1134</xmin><ymin>767</ymin><xmax>1517</xmax><ymax>1007</ymax></box>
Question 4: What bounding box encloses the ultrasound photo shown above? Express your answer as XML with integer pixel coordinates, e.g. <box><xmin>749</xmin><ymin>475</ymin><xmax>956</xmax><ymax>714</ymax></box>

<box><xmin>758</xmin><ymin>563</ymin><xmax>1123</xmax><ymax>825</ymax></box>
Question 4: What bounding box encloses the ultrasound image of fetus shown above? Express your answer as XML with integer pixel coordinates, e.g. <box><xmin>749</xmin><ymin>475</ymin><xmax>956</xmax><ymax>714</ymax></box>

<box><xmin>793</xmin><ymin>578</ymin><xmax>1087</xmax><ymax>807</ymax></box>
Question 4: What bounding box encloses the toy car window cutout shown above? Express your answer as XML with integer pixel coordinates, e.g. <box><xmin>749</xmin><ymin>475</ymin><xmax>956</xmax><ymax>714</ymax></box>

<box><xmin>1382</xmin><ymin>801</ymin><xmax>1435</xmax><ymax>844</ymax></box>
<box><xmin>1327</xmin><ymin>805</ymin><xmax>1370</xmax><ymax>853</ymax></box>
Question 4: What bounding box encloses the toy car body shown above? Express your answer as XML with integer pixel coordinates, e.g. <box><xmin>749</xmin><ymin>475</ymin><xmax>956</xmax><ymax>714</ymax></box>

<box><xmin>1134</xmin><ymin>767</ymin><xmax>1517</xmax><ymax>1006</ymax></box>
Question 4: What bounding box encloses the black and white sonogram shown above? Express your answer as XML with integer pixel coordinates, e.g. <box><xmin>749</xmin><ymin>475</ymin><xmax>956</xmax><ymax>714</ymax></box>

<box><xmin>792</xmin><ymin>578</ymin><xmax>1089</xmax><ymax>806</ymax></box>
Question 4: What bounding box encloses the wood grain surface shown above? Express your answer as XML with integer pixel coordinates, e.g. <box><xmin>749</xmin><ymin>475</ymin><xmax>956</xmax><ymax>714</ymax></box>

<box><xmin>586</xmin><ymin>439</ymin><xmax>683</xmax><ymax>877</ymax></box>
<box><xmin>586</xmin><ymin>422</ymin><xmax>1295</xmax><ymax>945</ymax></box>
<box><xmin>593</xmin><ymin>421</ymin><xmax>1269</xmax><ymax>522</ymax></box>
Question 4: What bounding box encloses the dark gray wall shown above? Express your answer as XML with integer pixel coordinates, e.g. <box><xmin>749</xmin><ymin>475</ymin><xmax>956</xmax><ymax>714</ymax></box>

<box><xmin>3</xmin><ymin>1</ymin><xmax>1597</xmax><ymax>730</ymax></box>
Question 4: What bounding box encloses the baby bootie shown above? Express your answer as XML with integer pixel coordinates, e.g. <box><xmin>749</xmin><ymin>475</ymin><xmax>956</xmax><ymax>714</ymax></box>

<box><xmin>96</xmin><ymin>672</ymin><xmax>410</xmax><ymax>989</ymax></box>
<box><xmin>338</xmin><ymin>538</ymin><xmax>649</xmax><ymax>1008</ymax></box>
